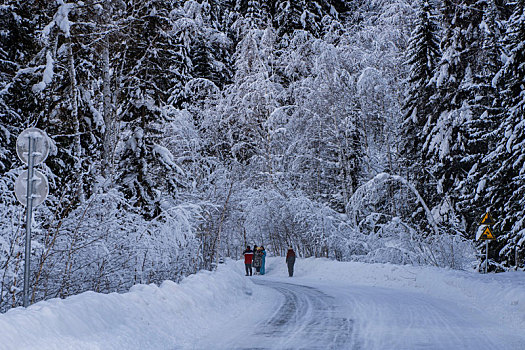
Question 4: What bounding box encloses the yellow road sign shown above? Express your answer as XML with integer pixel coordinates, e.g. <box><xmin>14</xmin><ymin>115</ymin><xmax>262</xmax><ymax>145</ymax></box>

<box><xmin>479</xmin><ymin>226</ymin><xmax>495</xmax><ymax>240</ymax></box>
<box><xmin>479</xmin><ymin>212</ymin><xmax>495</xmax><ymax>226</ymax></box>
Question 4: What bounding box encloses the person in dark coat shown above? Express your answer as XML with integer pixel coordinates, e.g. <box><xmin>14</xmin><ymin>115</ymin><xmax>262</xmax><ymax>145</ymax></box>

<box><xmin>286</xmin><ymin>246</ymin><xmax>296</xmax><ymax>277</ymax></box>
<box><xmin>243</xmin><ymin>246</ymin><xmax>254</xmax><ymax>276</ymax></box>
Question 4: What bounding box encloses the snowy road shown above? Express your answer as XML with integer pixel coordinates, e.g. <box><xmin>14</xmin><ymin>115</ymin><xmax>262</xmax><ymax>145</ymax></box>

<box><xmin>329</xmin><ymin>282</ymin><xmax>524</xmax><ymax>350</ymax></box>
<box><xmin>196</xmin><ymin>278</ymin><xmax>357</xmax><ymax>350</ymax></box>
<box><xmin>241</xmin><ymin>280</ymin><xmax>356</xmax><ymax>349</ymax></box>
<box><xmin>198</xmin><ymin>273</ymin><xmax>524</xmax><ymax>350</ymax></box>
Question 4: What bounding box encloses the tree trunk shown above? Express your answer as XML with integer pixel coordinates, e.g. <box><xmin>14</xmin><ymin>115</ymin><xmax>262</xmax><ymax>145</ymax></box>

<box><xmin>67</xmin><ymin>37</ymin><xmax>84</xmax><ymax>203</ymax></box>
<box><xmin>102</xmin><ymin>38</ymin><xmax>116</xmax><ymax>179</ymax></box>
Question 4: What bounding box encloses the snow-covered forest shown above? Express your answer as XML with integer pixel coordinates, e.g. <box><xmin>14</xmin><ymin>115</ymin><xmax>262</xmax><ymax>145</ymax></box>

<box><xmin>0</xmin><ymin>0</ymin><xmax>523</xmax><ymax>311</ymax></box>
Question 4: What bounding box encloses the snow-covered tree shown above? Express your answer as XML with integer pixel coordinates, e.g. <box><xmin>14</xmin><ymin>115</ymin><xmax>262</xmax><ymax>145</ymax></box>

<box><xmin>455</xmin><ymin>0</ymin><xmax>509</xmax><ymax>237</ymax></box>
<box><xmin>398</xmin><ymin>0</ymin><xmax>441</xmax><ymax>234</ymax></box>
<box><xmin>210</xmin><ymin>25</ymin><xmax>283</xmax><ymax>176</ymax></box>
<box><xmin>422</xmin><ymin>0</ymin><xmax>486</xmax><ymax>233</ymax></box>
<box><xmin>117</xmin><ymin>0</ymin><xmax>187</xmax><ymax>218</ymax></box>
<box><xmin>282</xmin><ymin>35</ymin><xmax>365</xmax><ymax>212</ymax></box>
<box><xmin>0</xmin><ymin>1</ymin><xmax>39</xmax><ymax>173</ymax></box>
<box><xmin>273</xmin><ymin>0</ymin><xmax>350</xmax><ymax>38</ymax></box>
<box><xmin>401</xmin><ymin>0</ymin><xmax>439</xmax><ymax>177</ymax></box>
<box><xmin>484</xmin><ymin>1</ymin><xmax>525</xmax><ymax>267</ymax></box>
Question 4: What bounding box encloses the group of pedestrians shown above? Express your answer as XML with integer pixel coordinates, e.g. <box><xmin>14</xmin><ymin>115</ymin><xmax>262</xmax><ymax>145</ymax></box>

<box><xmin>242</xmin><ymin>245</ymin><xmax>266</xmax><ymax>276</ymax></box>
<box><xmin>243</xmin><ymin>245</ymin><xmax>296</xmax><ymax>277</ymax></box>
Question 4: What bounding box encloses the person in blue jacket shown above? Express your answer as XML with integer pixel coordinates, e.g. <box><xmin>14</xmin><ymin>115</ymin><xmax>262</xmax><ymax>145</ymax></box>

<box><xmin>260</xmin><ymin>246</ymin><xmax>266</xmax><ymax>275</ymax></box>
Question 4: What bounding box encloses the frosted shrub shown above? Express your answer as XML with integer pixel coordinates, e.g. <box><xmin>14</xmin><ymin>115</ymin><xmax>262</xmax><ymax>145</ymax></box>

<box><xmin>326</xmin><ymin>223</ymin><xmax>367</xmax><ymax>261</ymax></box>
<box><xmin>0</xmin><ymin>173</ymin><xmax>25</xmax><ymax>311</ymax></box>
<box><xmin>343</xmin><ymin>173</ymin><xmax>476</xmax><ymax>270</ymax></box>
<box><xmin>419</xmin><ymin>233</ymin><xmax>477</xmax><ymax>270</ymax></box>
<box><xmin>28</xmin><ymin>189</ymin><xmax>201</xmax><ymax>303</ymax></box>
<box><xmin>357</xmin><ymin>216</ymin><xmax>426</xmax><ymax>265</ymax></box>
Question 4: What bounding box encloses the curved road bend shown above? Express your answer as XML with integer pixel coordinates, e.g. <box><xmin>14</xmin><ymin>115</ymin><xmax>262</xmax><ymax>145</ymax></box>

<box><xmin>229</xmin><ymin>279</ymin><xmax>359</xmax><ymax>350</ymax></box>
<box><xmin>188</xmin><ymin>278</ymin><xmax>524</xmax><ymax>350</ymax></box>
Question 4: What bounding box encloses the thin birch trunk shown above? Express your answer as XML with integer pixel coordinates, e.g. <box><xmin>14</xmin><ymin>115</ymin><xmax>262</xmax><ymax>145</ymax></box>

<box><xmin>102</xmin><ymin>38</ymin><xmax>117</xmax><ymax>179</ymax></box>
<box><xmin>67</xmin><ymin>37</ymin><xmax>84</xmax><ymax>203</ymax></box>
<box><xmin>102</xmin><ymin>38</ymin><xmax>111</xmax><ymax>173</ymax></box>
<box><xmin>215</xmin><ymin>182</ymin><xmax>234</xmax><ymax>269</ymax></box>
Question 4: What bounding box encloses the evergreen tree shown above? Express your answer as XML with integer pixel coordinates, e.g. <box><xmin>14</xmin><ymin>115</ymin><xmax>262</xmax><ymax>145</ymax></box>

<box><xmin>423</xmin><ymin>0</ymin><xmax>485</xmax><ymax>232</ymax></box>
<box><xmin>273</xmin><ymin>0</ymin><xmax>351</xmax><ymax>38</ymax></box>
<box><xmin>34</xmin><ymin>1</ymin><xmax>113</xmax><ymax>207</ymax></box>
<box><xmin>117</xmin><ymin>0</ymin><xmax>186</xmax><ymax>219</ymax></box>
<box><xmin>0</xmin><ymin>1</ymin><xmax>38</xmax><ymax>173</ymax></box>
<box><xmin>485</xmin><ymin>1</ymin><xmax>525</xmax><ymax>266</ymax></box>
<box><xmin>274</xmin><ymin>0</ymin><xmax>307</xmax><ymax>36</ymax></box>
<box><xmin>246</xmin><ymin>0</ymin><xmax>271</xmax><ymax>28</ymax></box>
<box><xmin>400</xmin><ymin>0</ymin><xmax>439</xmax><ymax>178</ymax></box>
<box><xmin>183</xmin><ymin>1</ymin><xmax>232</xmax><ymax>91</ymax></box>
<box><xmin>0</xmin><ymin>0</ymin><xmax>103</xmax><ymax>211</ymax></box>
<box><xmin>455</xmin><ymin>0</ymin><xmax>509</xmax><ymax>236</ymax></box>
<box><xmin>399</xmin><ymin>0</ymin><xmax>440</xmax><ymax>233</ymax></box>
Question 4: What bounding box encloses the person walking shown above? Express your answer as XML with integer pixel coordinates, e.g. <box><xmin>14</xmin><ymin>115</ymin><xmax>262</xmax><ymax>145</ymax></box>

<box><xmin>253</xmin><ymin>247</ymin><xmax>263</xmax><ymax>275</ymax></box>
<box><xmin>260</xmin><ymin>246</ymin><xmax>266</xmax><ymax>275</ymax></box>
<box><xmin>286</xmin><ymin>246</ymin><xmax>296</xmax><ymax>277</ymax></box>
<box><xmin>243</xmin><ymin>246</ymin><xmax>254</xmax><ymax>276</ymax></box>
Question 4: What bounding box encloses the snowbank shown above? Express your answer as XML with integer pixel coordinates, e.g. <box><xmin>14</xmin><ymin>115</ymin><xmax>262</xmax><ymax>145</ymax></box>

<box><xmin>0</xmin><ymin>261</ymin><xmax>256</xmax><ymax>350</ymax></box>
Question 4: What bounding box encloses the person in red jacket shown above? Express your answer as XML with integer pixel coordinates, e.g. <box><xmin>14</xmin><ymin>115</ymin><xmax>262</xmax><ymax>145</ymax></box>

<box><xmin>243</xmin><ymin>246</ymin><xmax>254</xmax><ymax>276</ymax></box>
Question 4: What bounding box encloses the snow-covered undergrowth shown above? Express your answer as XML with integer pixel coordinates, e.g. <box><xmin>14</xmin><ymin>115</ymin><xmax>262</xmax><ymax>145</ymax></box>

<box><xmin>0</xmin><ymin>257</ymin><xmax>524</xmax><ymax>349</ymax></box>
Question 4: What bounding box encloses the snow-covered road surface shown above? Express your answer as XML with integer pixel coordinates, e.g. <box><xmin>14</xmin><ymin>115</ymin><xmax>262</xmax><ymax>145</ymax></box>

<box><xmin>199</xmin><ymin>274</ymin><xmax>524</xmax><ymax>350</ymax></box>
<box><xmin>250</xmin><ymin>280</ymin><xmax>354</xmax><ymax>349</ymax></box>
<box><xmin>327</xmin><ymin>282</ymin><xmax>524</xmax><ymax>349</ymax></box>
<box><xmin>216</xmin><ymin>279</ymin><xmax>356</xmax><ymax>349</ymax></box>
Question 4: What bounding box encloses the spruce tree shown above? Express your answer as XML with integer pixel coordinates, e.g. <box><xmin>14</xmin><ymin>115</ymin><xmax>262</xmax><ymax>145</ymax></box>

<box><xmin>185</xmin><ymin>1</ymin><xmax>232</xmax><ymax>90</ymax></box>
<box><xmin>117</xmin><ymin>0</ymin><xmax>186</xmax><ymax>219</ymax></box>
<box><xmin>0</xmin><ymin>1</ymin><xmax>38</xmax><ymax>173</ymax></box>
<box><xmin>401</xmin><ymin>0</ymin><xmax>439</xmax><ymax>179</ymax></box>
<box><xmin>274</xmin><ymin>0</ymin><xmax>349</xmax><ymax>37</ymax></box>
<box><xmin>34</xmin><ymin>1</ymin><xmax>112</xmax><ymax>206</ymax></box>
<box><xmin>423</xmin><ymin>0</ymin><xmax>485</xmax><ymax>232</ymax></box>
<box><xmin>485</xmin><ymin>1</ymin><xmax>525</xmax><ymax>266</ymax></box>
<box><xmin>400</xmin><ymin>0</ymin><xmax>440</xmax><ymax>233</ymax></box>
<box><xmin>455</xmin><ymin>0</ymin><xmax>509</xmax><ymax>236</ymax></box>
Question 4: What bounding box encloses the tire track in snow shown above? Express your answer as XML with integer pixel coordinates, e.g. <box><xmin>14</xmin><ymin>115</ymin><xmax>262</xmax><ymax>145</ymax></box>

<box><xmin>236</xmin><ymin>280</ymin><xmax>360</xmax><ymax>350</ymax></box>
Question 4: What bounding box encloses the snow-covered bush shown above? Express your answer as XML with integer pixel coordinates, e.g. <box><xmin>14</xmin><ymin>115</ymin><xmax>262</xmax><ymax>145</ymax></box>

<box><xmin>0</xmin><ymin>171</ymin><xmax>25</xmax><ymax>312</ymax></box>
<box><xmin>23</xmin><ymin>188</ymin><xmax>203</xmax><ymax>305</ymax></box>
<box><xmin>341</xmin><ymin>173</ymin><xmax>476</xmax><ymax>270</ymax></box>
